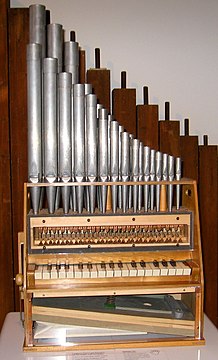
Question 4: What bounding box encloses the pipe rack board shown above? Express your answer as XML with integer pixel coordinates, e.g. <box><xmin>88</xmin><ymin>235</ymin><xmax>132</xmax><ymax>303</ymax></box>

<box><xmin>0</xmin><ymin>0</ymin><xmax>14</xmax><ymax>330</ymax></box>
<box><xmin>112</xmin><ymin>73</ymin><xmax>136</xmax><ymax>137</ymax></box>
<box><xmin>198</xmin><ymin>144</ymin><xmax>218</xmax><ymax>327</ymax></box>
<box><xmin>8</xmin><ymin>7</ymin><xmax>29</xmax><ymax>310</ymax></box>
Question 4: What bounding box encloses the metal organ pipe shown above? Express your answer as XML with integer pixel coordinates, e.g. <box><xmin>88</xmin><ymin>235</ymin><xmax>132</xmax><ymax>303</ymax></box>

<box><xmin>47</xmin><ymin>23</ymin><xmax>63</xmax><ymax>73</ymax></box>
<box><xmin>27</xmin><ymin>6</ymin><xmax>183</xmax><ymax>216</ymax></box>
<box><xmin>138</xmin><ymin>142</ymin><xmax>144</xmax><ymax>211</ymax></box>
<box><xmin>110</xmin><ymin>120</ymin><xmax>119</xmax><ymax>213</ymax></box>
<box><xmin>86</xmin><ymin>94</ymin><xmax>98</xmax><ymax>213</ymax></box>
<box><xmin>58</xmin><ymin>72</ymin><xmax>72</xmax><ymax>214</ymax></box>
<box><xmin>156</xmin><ymin>151</ymin><xmax>162</xmax><ymax>212</ymax></box>
<box><xmin>73</xmin><ymin>84</ymin><xmax>85</xmax><ymax>213</ymax></box>
<box><xmin>143</xmin><ymin>146</ymin><xmax>151</xmax><ymax>212</ymax></box>
<box><xmin>64</xmin><ymin>41</ymin><xmax>79</xmax><ymax>84</ymax></box>
<box><xmin>29</xmin><ymin>4</ymin><xmax>46</xmax><ymax>58</ymax></box>
<box><xmin>121</xmin><ymin>132</ymin><xmax>130</xmax><ymax>213</ymax></box>
<box><xmin>43</xmin><ymin>57</ymin><xmax>58</xmax><ymax>214</ymax></box>
<box><xmin>132</xmin><ymin>139</ymin><xmax>140</xmax><ymax>213</ymax></box>
<box><xmin>98</xmin><ymin>109</ymin><xmax>109</xmax><ymax>213</ymax></box>
<box><xmin>27</xmin><ymin>43</ymin><xmax>42</xmax><ymax>214</ymax></box>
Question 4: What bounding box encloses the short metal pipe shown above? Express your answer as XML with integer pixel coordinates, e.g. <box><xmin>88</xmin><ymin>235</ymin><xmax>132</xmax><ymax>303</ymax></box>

<box><xmin>64</xmin><ymin>41</ymin><xmax>79</xmax><ymax>84</ymax></box>
<box><xmin>47</xmin><ymin>23</ymin><xmax>63</xmax><ymax>73</ymax></box>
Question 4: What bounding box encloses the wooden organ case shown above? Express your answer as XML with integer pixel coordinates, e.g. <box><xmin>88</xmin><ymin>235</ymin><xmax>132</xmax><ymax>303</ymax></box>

<box><xmin>15</xmin><ymin>4</ymin><xmax>205</xmax><ymax>352</ymax></box>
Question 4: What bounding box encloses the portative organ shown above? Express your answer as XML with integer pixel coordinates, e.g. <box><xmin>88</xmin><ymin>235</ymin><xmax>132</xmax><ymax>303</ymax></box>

<box><xmin>16</xmin><ymin>4</ymin><xmax>204</xmax><ymax>351</ymax></box>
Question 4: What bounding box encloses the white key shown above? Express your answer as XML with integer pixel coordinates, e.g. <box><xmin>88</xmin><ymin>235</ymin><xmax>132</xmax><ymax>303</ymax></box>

<box><xmin>82</xmin><ymin>264</ymin><xmax>90</xmax><ymax>278</ymax></box>
<box><xmin>51</xmin><ymin>264</ymin><xmax>58</xmax><ymax>279</ymax></box>
<box><xmin>120</xmin><ymin>263</ymin><xmax>129</xmax><ymax>277</ymax></box>
<box><xmin>113</xmin><ymin>263</ymin><xmax>122</xmax><ymax>277</ymax></box>
<box><xmin>145</xmin><ymin>263</ymin><xmax>153</xmax><ymax>276</ymax></box>
<box><xmin>150</xmin><ymin>262</ymin><xmax>160</xmax><ymax>276</ymax></box>
<box><xmin>175</xmin><ymin>262</ymin><xmax>184</xmax><ymax>276</ymax></box>
<box><xmin>66</xmin><ymin>265</ymin><xmax>74</xmax><ymax>278</ymax></box>
<box><xmin>58</xmin><ymin>264</ymin><xmax>66</xmax><ymax>278</ymax></box>
<box><xmin>105</xmin><ymin>263</ymin><xmax>114</xmax><ymax>277</ymax></box>
<box><xmin>74</xmin><ymin>264</ymin><xmax>83</xmax><ymax>278</ymax></box>
<box><xmin>168</xmin><ymin>262</ymin><xmax>176</xmax><ymax>276</ymax></box>
<box><xmin>96</xmin><ymin>263</ymin><xmax>106</xmax><ymax>278</ymax></box>
<box><xmin>35</xmin><ymin>265</ymin><xmax>43</xmax><ymax>279</ymax></box>
<box><xmin>42</xmin><ymin>265</ymin><xmax>51</xmax><ymax>279</ymax></box>
<box><xmin>159</xmin><ymin>262</ymin><xmax>168</xmax><ymax>276</ymax></box>
<box><xmin>128</xmin><ymin>262</ymin><xmax>137</xmax><ymax>276</ymax></box>
<box><xmin>181</xmin><ymin>261</ymin><xmax>191</xmax><ymax>275</ymax></box>
<box><xmin>137</xmin><ymin>262</ymin><xmax>146</xmax><ymax>276</ymax></box>
<box><xmin>90</xmin><ymin>264</ymin><xmax>98</xmax><ymax>278</ymax></box>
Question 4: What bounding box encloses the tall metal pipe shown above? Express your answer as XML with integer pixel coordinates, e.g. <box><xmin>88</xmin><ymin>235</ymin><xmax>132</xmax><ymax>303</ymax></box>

<box><xmin>110</xmin><ymin>120</ymin><xmax>119</xmax><ymax>213</ymax></box>
<box><xmin>47</xmin><ymin>23</ymin><xmax>63</xmax><ymax>73</ymax></box>
<box><xmin>150</xmin><ymin>149</ymin><xmax>156</xmax><ymax>211</ymax></box>
<box><xmin>132</xmin><ymin>139</ymin><xmax>140</xmax><ymax>212</ymax></box>
<box><xmin>143</xmin><ymin>146</ymin><xmax>150</xmax><ymax>212</ymax></box>
<box><xmin>176</xmin><ymin>157</ymin><xmax>181</xmax><ymax>210</ymax></box>
<box><xmin>27</xmin><ymin>43</ymin><xmax>42</xmax><ymax>214</ymax></box>
<box><xmin>29</xmin><ymin>4</ymin><xmax>46</xmax><ymax>58</ymax></box>
<box><xmin>64</xmin><ymin>41</ymin><xmax>79</xmax><ymax>84</ymax></box>
<box><xmin>43</xmin><ymin>57</ymin><xmax>58</xmax><ymax>214</ymax></box>
<box><xmin>118</xmin><ymin>125</ymin><xmax>124</xmax><ymax>209</ymax></box>
<box><xmin>58</xmin><ymin>72</ymin><xmax>72</xmax><ymax>213</ymax></box>
<box><xmin>86</xmin><ymin>94</ymin><xmax>98</xmax><ymax>213</ymax></box>
<box><xmin>128</xmin><ymin>134</ymin><xmax>134</xmax><ymax>209</ymax></box>
<box><xmin>168</xmin><ymin>155</ymin><xmax>175</xmax><ymax>212</ymax></box>
<box><xmin>74</xmin><ymin>84</ymin><xmax>85</xmax><ymax>213</ymax></box>
<box><xmin>98</xmin><ymin>111</ymin><xmax>108</xmax><ymax>213</ymax></box>
<box><xmin>162</xmin><ymin>153</ymin><xmax>168</xmax><ymax>181</ymax></box>
<box><xmin>107</xmin><ymin>114</ymin><xmax>113</xmax><ymax>181</ymax></box>
<box><xmin>138</xmin><ymin>142</ymin><xmax>144</xmax><ymax>210</ymax></box>
<box><xmin>121</xmin><ymin>132</ymin><xmax>130</xmax><ymax>213</ymax></box>
<box><xmin>156</xmin><ymin>151</ymin><xmax>162</xmax><ymax>212</ymax></box>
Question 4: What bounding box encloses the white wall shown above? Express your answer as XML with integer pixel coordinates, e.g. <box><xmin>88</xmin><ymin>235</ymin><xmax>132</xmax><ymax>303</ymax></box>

<box><xmin>11</xmin><ymin>0</ymin><xmax>218</xmax><ymax>144</ymax></box>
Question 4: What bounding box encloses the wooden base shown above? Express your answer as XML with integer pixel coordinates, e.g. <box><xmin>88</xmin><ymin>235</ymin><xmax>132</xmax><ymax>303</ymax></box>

<box><xmin>23</xmin><ymin>337</ymin><xmax>205</xmax><ymax>352</ymax></box>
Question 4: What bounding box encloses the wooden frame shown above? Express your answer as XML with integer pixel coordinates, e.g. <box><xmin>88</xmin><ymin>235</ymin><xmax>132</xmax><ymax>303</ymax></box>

<box><xmin>16</xmin><ymin>179</ymin><xmax>205</xmax><ymax>351</ymax></box>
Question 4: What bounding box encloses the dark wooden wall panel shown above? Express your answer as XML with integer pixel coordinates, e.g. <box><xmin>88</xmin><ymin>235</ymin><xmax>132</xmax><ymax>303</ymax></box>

<box><xmin>137</xmin><ymin>104</ymin><xmax>159</xmax><ymax>150</ymax></box>
<box><xmin>0</xmin><ymin>0</ymin><xmax>14</xmax><ymax>329</ymax></box>
<box><xmin>198</xmin><ymin>145</ymin><xmax>218</xmax><ymax>327</ymax></box>
<box><xmin>180</xmin><ymin>135</ymin><xmax>199</xmax><ymax>181</ymax></box>
<box><xmin>112</xmin><ymin>88</ymin><xmax>136</xmax><ymax>137</ymax></box>
<box><xmin>8</xmin><ymin>8</ymin><xmax>29</xmax><ymax>310</ymax></box>
<box><xmin>159</xmin><ymin>120</ymin><xmax>181</xmax><ymax>157</ymax></box>
<box><xmin>87</xmin><ymin>69</ymin><xmax>110</xmax><ymax>112</ymax></box>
